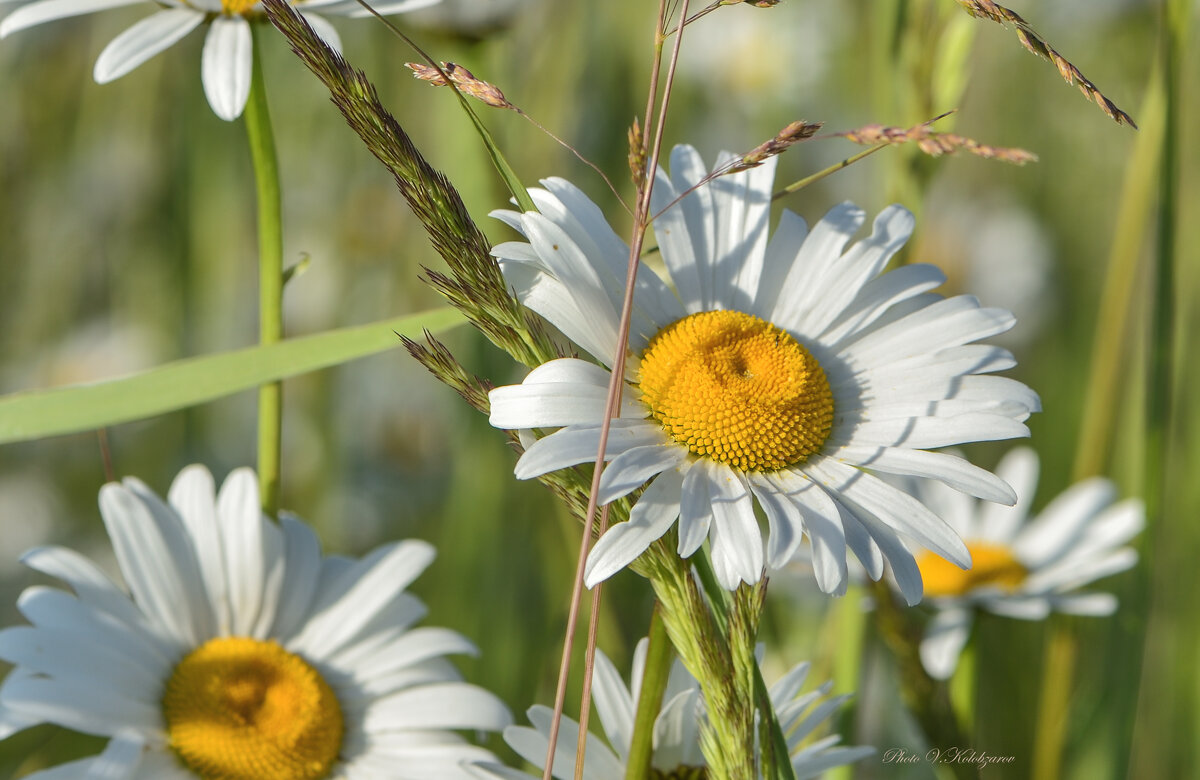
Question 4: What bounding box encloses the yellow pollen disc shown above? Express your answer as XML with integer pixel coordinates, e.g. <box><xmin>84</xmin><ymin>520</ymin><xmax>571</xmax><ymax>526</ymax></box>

<box><xmin>220</xmin><ymin>0</ymin><xmax>259</xmax><ymax>15</ymax></box>
<box><xmin>163</xmin><ymin>637</ymin><xmax>343</xmax><ymax>780</ymax></box>
<box><xmin>638</xmin><ymin>310</ymin><xmax>834</xmax><ymax>472</ymax></box>
<box><xmin>916</xmin><ymin>542</ymin><xmax>1029</xmax><ymax>598</ymax></box>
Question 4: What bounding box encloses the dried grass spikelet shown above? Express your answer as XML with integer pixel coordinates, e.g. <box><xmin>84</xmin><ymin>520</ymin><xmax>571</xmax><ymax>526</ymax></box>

<box><xmin>730</xmin><ymin>120</ymin><xmax>823</xmax><ymax>172</ymax></box>
<box><xmin>839</xmin><ymin>121</ymin><xmax>1038</xmax><ymax>165</ymax></box>
<box><xmin>406</xmin><ymin>61</ymin><xmax>513</xmax><ymax>110</ymax></box>
<box><xmin>628</xmin><ymin>118</ymin><xmax>647</xmax><ymax>188</ymax></box>
<box><xmin>954</xmin><ymin>0</ymin><xmax>1136</xmax><ymax>128</ymax></box>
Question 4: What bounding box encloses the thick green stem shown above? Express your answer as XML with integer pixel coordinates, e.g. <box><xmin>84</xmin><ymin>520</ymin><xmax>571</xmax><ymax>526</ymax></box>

<box><xmin>244</xmin><ymin>23</ymin><xmax>284</xmax><ymax>517</ymax></box>
<box><xmin>625</xmin><ymin>607</ymin><xmax>672</xmax><ymax>780</ymax></box>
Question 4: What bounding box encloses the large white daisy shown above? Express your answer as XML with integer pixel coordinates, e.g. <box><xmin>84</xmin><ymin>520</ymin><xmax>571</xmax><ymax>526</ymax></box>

<box><xmin>487</xmin><ymin>145</ymin><xmax>1040</xmax><ymax>602</ymax></box>
<box><xmin>905</xmin><ymin>447</ymin><xmax>1143</xmax><ymax>680</ymax></box>
<box><xmin>0</xmin><ymin>0</ymin><xmax>439</xmax><ymax>120</ymax></box>
<box><xmin>0</xmin><ymin>465</ymin><xmax>510</xmax><ymax>779</ymax></box>
<box><xmin>465</xmin><ymin>638</ymin><xmax>873</xmax><ymax>780</ymax></box>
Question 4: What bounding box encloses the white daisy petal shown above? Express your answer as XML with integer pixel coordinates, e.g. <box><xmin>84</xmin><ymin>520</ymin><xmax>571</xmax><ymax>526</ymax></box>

<box><xmin>215</xmin><ymin>468</ymin><xmax>266</xmax><ymax>636</ymax></box>
<box><xmin>85</xmin><ymin>730</ymin><xmax>146</xmax><ymax>779</ymax></box>
<box><xmin>201</xmin><ymin>16</ymin><xmax>252</xmax><ymax>121</ymax></box>
<box><xmin>705</xmin><ymin>152</ymin><xmax>776</xmax><ymax>311</ymax></box>
<box><xmin>920</xmin><ymin>607</ymin><xmax>973</xmax><ymax>680</ymax></box>
<box><xmin>512</xmin><ymin>708</ymin><xmax>623</xmax><ymax>780</ymax></box>
<box><xmin>747</xmin><ymin>474</ymin><xmax>807</xmax><ymax>571</ymax></box>
<box><xmin>982</xmin><ymin>596</ymin><xmax>1051</xmax><ymax>620</ymax></box>
<box><xmin>366</xmin><ymin>683</ymin><xmax>512</xmax><ymax>733</ymax></box>
<box><xmin>975</xmin><ymin>446</ymin><xmax>1039</xmax><ymax>543</ymax></box>
<box><xmin>515</xmin><ymin>420</ymin><xmax>668</xmax><ymax>481</ymax></box>
<box><xmin>591</xmin><ymin>649</ymin><xmax>634</xmax><ymax>760</ymax></box>
<box><xmin>1014</xmin><ymin>477</ymin><xmax>1117</xmax><ymax>568</ymax></box>
<box><xmin>597</xmin><ymin>442</ymin><xmax>688</xmax><ymax>504</ymax></box>
<box><xmin>290</xmin><ymin>540</ymin><xmax>435</xmax><ymax>659</ymax></box>
<box><xmin>335</xmin><ymin>0</ymin><xmax>442</xmax><ymax>17</ymax></box>
<box><xmin>166</xmin><ymin>466</ymin><xmax>231</xmax><ymax>635</ymax></box>
<box><xmin>99</xmin><ymin>482</ymin><xmax>209</xmax><ymax>648</ymax></box>
<box><xmin>1050</xmin><ymin>592</ymin><xmax>1119</xmax><ymax>616</ymax></box>
<box><xmin>488</xmin><ymin>359</ymin><xmax>641</xmax><ymax>429</ymax></box>
<box><xmin>831</xmin><ymin>446</ymin><xmax>1016</xmax><ymax>504</ymax></box>
<box><xmin>1</xmin><ymin>673</ymin><xmax>161</xmax><ymax>736</ymax></box>
<box><xmin>805</xmin><ymin>457</ymin><xmax>970</xmax><ymax>568</ymax></box>
<box><xmin>820</xmin><ymin>263</ymin><xmax>946</xmax><ymax>347</ymax></box>
<box><xmin>706</xmin><ymin>465</ymin><xmax>762</xmax><ymax>589</ymax></box>
<box><xmin>677</xmin><ymin>459</ymin><xmax>715</xmax><ymax>558</ymax></box>
<box><xmin>752</xmin><ymin>208</ymin><xmax>809</xmax><ymax>317</ymax></box>
<box><xmin>650</xmin><ymin>145</ymin><xmax>713</xmax><ymax>311</ymax></box>
<box><xmin>1024</xmin><ymin>547</ymin><xmax>1138</xmax><ymax>593</ymax></box>
<box><xmin>768</xmin><ymin>201</ymin><xmax>866</xmax><ymax>332</ymax></box>
<box><xmin>795</xmin><ymin>204</ymin><xmax>915</xmax><ymax>337</ymax></box>
<box><xmin>93</xmin><ymin>8</ymin><xmax>203</xmax><ymax>83</ymax></box>
<box><xmin>267</xmin><ymin>515</ymin><xmax>323</xmax><ymax>641</ymax></box>
<box><xmin>0</xmin><ymin>0</ymin><xmax>140</xmax><ymax>36</ymax></box>
<box><xmin>839</xmin><ymin>296</ymin><xmax>1015</xmax><ymax>368</ymax></box>
<box><xmin>585</xmin><ymin>466</ymin><xmax>685</xmax><ymax>587</ymax></box>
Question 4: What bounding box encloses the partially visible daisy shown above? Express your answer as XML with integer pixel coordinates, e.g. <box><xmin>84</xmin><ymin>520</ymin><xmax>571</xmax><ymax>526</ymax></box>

<box><xmin>465</xmin><ymin>638</ymin><xmax>873</xmax><ymax>780</ymax></box>
<box><xmin>0</xmin><ymin>0</ymin><xmax>439</xmax><ymax>120</ymax></box>
<box><xmin>488</xmin><ymin>145</ymin><xmax>1040</xmax><ymax>601</ymax></box>
<box><xmin>0</xmin><ymin>465</ymin><xmax>510</xmax><ymax>778</ymax></box>
<box><xmin>904</xmin><ymin>447</ymin><xmax>1143</xmax><ymax>680</ymax></box>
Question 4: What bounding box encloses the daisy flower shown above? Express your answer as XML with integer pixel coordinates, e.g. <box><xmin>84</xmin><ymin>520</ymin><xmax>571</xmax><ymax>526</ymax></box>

<box><xmin>465</xmin><ymin>638</ymin><xmax>873</xmax><ymax>780</ymax></box>
<box><xmin>487</xmin><ymin>145</ymin><xmax>1040</xmax><ymax>601</ymax></box>
<box><xmin>907</xmin><ymin>446</ymin><xmax>1143</xmax><ymax>679</ymax></box>
<box><xmin>0</xmin><ymin>0</ymin><xmax>439</xmax><ymax>120</ymax></box>
<box><xmin>0</xmin><ymin>465</ymin><xmax>510</xmax><ymax>779</ymax></box>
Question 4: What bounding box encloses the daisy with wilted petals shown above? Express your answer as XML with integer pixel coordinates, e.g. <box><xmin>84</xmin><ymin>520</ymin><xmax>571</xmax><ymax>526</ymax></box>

<box><xmin>487</xmin><ymin>145</ymin><xmax>1040</xmax><ymax>601</ymax></box>
<box><xmin>905</xmin><ymin>446</ymin><xmax>1143</xmax><ymax>679</ymax></box>
<box><xmin>0</xmin><ymin>465</ymin><xmax>509</xmax><ymax>779</ymax></box>
<box><xmin>465</xmin><ymin>638</ymin><xmax>873</xmax><ymax>780</ymax></box>
<box><xmin>0</xmin><ymin>0</ymin><xmax>438</xmax><ymax>120</ymax></box>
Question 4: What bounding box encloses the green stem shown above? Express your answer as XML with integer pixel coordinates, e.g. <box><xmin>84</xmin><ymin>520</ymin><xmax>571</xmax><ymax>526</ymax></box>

<box><xmin>870</xmin><ymin>581</ymin><xmax>973</xmax><ymax>780</ymax></box>
<box><xmin>624</xmin><ymin>607</ymin><xmax>672</xmax><ymax>780</ymax></box>
<box><xmin>244</xmin><ymin>23</ymin><xmax>284</xmax><ymax>518</ymax></box>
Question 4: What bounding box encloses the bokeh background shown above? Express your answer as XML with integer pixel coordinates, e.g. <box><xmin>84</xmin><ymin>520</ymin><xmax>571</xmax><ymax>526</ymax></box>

<box><xmin>0</xmin><ymin>0</ymin><xmax>1196</xmax><ymax>777</ymax></box>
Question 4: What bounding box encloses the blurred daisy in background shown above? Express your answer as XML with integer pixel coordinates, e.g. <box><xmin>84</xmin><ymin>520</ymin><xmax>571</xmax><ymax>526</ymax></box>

<box><xmin>904</xmin><ymin>447</ymin><xmax>1143</xmax><ymax>680</ymax></box>
<box><xmin>0</xmin><ymin>465</ymin><xmax>509</xmax><ymax>778</ymax></box>
<box><xmin>488</xmin><ymin>144</ymin><xmax>1039</xmax><ymax>600</ymax></box>
<box><xmin>466</xmin><ymin>637</ymin><xmax>872</xmax><ymax>780</ymax></box>
<box><xmin>0</xmin><ymin>0</ymin><xmax>439</xmax><ymax>120</ymax></box>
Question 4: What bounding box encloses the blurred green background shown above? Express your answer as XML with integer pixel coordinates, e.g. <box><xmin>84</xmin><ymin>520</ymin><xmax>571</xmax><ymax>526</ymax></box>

<box><xmin>0</xmin><ymin>0</ymin><xmax>1196</xmax><ymax>777</ymax></box>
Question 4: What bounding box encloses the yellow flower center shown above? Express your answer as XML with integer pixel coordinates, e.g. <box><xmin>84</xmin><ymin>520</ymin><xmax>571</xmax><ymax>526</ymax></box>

<box><xmin>638</xmin><ymin>310</ymin><xmax>834</xmax><ymax>472</ymax></box>
<box><xmin>220</xmin><ymin>0</ymin><xmax>259</xmax><ymax>16</ymax></box>
<box><xmin>162</xmin><ymin>637</ymin><xmax>344</xmax><ymax>780</ymax></box>
<box><xmin>916</xmin><ymin>542</ymin><xmax>1029</xmax><ymax>598</ymax></box>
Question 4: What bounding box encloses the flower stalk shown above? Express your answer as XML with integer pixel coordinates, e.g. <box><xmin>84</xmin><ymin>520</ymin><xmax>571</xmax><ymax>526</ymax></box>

<box><xmin>244</xmin><ymin>22</ymin><xmax>284</xmax><ymax>518</ymax></box>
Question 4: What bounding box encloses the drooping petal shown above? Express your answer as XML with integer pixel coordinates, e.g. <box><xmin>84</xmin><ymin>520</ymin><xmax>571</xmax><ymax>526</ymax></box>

<box><xmin>93</xmin><ymin>9</ymin><xmax>202</xmax><ymax>83</ymax></box>
<box><xmin>585</xmin><ymin>466</ymin><xmax>685</xmax><ymax>587</ymax></box>
<box><xmin>0</xmin><ymin>0</ymin><xmax>142</xmax><ymax>37</ymax></box>
<box><xmin>201</xmin><ymin>17</ymin><xmax>252</xmax><ymax>121</ymax></box>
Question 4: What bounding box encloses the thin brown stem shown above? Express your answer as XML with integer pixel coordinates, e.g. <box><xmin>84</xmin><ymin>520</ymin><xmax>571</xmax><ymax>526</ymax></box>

<box><xmin>552</xmin><ymin>2</ymin><xmax>691</xmax><ymax>777</ymax></box>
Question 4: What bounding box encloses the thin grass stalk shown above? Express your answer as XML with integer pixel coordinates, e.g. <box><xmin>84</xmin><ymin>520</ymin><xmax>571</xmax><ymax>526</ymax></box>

<box><xmin>1128</xmin><ymin>0</ymin><xmax>1191</xmax><ymax>774</ymax></box>
<box><xmin>624</xmin><ymin>607</ymin><xmax>672</xmax><ymax>780</ymax></box>
<box><xmin>244</xmin><ymin>23</ymin><xmax>284</xmax><ymax>517</ymax></box>
<box><xmin>553</xmin><ymin>1</ymin><xmax>682</xmax><ymax>775</ymax></box>
<box><xmin>1033</xmin><ymin>64</ymin><xmax>1167</xmax><ymax>780</ymax></box>
<box><xmin>826</xmin><ymin>587</ymin><xmax>866</xmax><ymax>780</ymax></box>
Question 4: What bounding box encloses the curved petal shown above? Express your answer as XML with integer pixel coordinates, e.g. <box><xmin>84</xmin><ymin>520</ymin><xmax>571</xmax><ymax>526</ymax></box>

<box><xmin>364</xmin><ymin>683</ymin><xmax>511</xmax><ymax>732</ymax></box>
<box><xmin>768</xmin><ymin>202</ymin><xmax>866</xmax><ymax>334</ymax></box>
<box><xmin>514</xmin><ymin>420</ymin><xmax>667</xmax><ymax>481</ymax></box>
<box><xmin>590</xmin><ymin>649</ymin><xmax>634</xmax><ymax>760</ymax></box>
<box><xmin>596</xmin><ymin>441</ymin><xmax>687</xmax><ymax>504</ymax></box>
<box><xmin>976</xmin><ymin>446</ymin><xmax>1039</xmax><ymax>543</ymax></box>
<box><xmin>0</xmin><ymin>0</ymin><xmax>142</xmax><ymax>37</ymax></box>
<box><xmin>93</xmin><ymin>9</ymin><xmax>202</xmax><ymax>83</ymax></box>
<box><xmin>585</xmin><ymin>466</ymin><xmax>684</xmax><ymax>587</ymax></box>
<box><xmin>201</xmin><ymin>16</ymin><xmax>252</xmax><ymax>121</ymax></box>
<box><xmin>705</xmin><ymin>464</ymin><xmax>762</xmax><ymax>589</ymax></box>
<box><xmin>830</xmin><ymin>446</ymin><xmax>1016</xmax><ymax>505</ymax></box>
